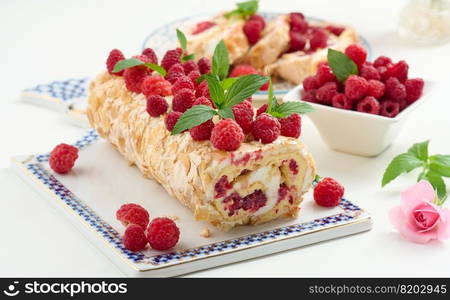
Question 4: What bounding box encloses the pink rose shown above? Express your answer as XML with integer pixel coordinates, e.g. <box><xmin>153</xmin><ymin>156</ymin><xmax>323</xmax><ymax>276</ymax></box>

<box><xmin>389</xmin><ymin>180</ymin><xmax>450</xmax><ymax>244</ymax></box>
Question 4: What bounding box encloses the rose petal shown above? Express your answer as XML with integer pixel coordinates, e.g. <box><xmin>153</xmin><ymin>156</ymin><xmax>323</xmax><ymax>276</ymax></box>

<box><xmin>413</xmin><ymin>203</ymin><xmax>441</xmax><ymax>232</ymax></box>
<box><xmin>401</xmin><ymin>180</ymin><xmax>436</xmax><ymax>209</ymax></box>
<box><xmin>436</xmin><ymin>208</ymin><xmax>450</xmax><ymax>241</ymax></box>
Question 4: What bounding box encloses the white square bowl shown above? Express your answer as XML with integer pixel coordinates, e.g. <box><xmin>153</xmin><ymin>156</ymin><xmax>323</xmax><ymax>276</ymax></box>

<box><xmin>283</xmin><ymin>84</ymin><xmax>429</xmax><ymax>157</ymax></box>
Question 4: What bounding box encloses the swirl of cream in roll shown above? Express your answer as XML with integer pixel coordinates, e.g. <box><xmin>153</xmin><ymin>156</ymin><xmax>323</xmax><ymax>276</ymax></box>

<box><xmin>87</xmin><ymin>72</ymin><xmax>316</xmax><ymax>231</ymax></box>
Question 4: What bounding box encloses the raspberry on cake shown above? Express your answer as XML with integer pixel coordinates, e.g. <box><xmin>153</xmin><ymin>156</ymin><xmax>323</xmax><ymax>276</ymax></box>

<box><xmin>211</xmin><ymin>119</ymin><xmax>245</xmax><ymax>151</ymax></box>
<box><xmin>106</xmin><ymin>49</ymin><xmax>125</xmax><ymax>76</ymax></box>
<box><xmin>189</xmin><ymin>119</ymin><xmax>214</xmax><ymax>141</ymax></box>
<box><xmin>252</xmin><ymin>113</ymin><xmax>281</xmax><ymax>144</ymax></box>
<box><xmin>146</xmin><ymin>95</ymin><xmax>168</xmax><ymax>117</ymax></box>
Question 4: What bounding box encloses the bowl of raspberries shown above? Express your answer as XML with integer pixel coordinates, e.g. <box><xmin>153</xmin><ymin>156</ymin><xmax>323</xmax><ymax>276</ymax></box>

<box><xmin>284</xmin><ymin>44</ymin><xmax>426</xmax><ymax>157</ymax></box>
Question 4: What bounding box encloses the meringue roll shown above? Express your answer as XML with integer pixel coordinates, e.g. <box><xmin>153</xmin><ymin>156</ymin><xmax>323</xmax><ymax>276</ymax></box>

<box><xmin>87</xmin><ymin>73</ymin><xmax>316</xmax><ymax>231</ymax></box>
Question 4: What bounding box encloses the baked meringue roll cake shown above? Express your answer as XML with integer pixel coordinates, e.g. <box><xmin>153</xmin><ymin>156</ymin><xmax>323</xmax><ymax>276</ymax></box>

<box><xmin>87</xmin><ymin>73</ymin><xmax>316</xmax><ymax>231</ymax></box>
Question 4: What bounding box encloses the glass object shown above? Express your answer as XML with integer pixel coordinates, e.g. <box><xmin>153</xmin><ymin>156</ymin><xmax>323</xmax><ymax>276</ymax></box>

<box><xmin>398</xmin><ymin>0</ymin><xmax>450</xmax><ymax>45</ymax></box>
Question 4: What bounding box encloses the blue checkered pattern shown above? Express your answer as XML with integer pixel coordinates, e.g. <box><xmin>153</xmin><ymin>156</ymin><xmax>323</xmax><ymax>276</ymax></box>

<box><xmin>24</xmin><ymin>78</ymin><xmax>89</xmax><ymax>102</ymax></box>
<box><xmin>26</xmin><ymin>130</ymin><xmax>365</xmax><ymax>266</ymax></box>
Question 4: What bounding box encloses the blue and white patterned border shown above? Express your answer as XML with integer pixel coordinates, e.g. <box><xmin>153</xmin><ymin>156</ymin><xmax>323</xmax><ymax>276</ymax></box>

<box><xmin>16</xmin><ymin>130</ymin><xmax>366</xmax><ymax>268</ymax></box>
<box><xmin>24</xmin><ymin>78</ymin><xmax>89</xmax><ymax>103</ymax></box>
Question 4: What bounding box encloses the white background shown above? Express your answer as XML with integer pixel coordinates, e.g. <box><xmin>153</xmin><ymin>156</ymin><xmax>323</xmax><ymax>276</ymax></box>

<box><xmin>1</xmin><ymin>0</ymin><xmax>450</xmax><ymax>277</ymax></box>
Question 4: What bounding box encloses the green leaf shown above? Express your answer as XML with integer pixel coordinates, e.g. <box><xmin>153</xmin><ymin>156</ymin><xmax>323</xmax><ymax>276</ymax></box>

<box><xmin>220</xmin><ymin>77</ymin><xmax>238</xmax><ymax>90</ymax></box>
<box><xmin>181</xmin><ymin>54</ymin><xmax>195</xmax><ymax>62</ymax></box>
<box><xmin>429</xmin><ymin>155</ymin><xmax>450</xmax><ymax>177</ymax></box>
<box><xmin>112</xmin><ymin>58</ymin><xmax>143</xmax><ymax>73</ymax></box>
<box><xmin>171</xmin><ymin>105</ymin><xmax>217</xmax><ymax>135</ymax></box>
<box><xmin>219</xmin><ymin>107</ymin><xmax>235</xmax><ymax>120</ymax></box>
<box><xmin>144</xmin><ymin>63</ymin><xmax>167</xmax><ymax>76</ymax></box>
<box><xmin>204</xmin><ymin>74</ymin><xmax>225</xmax><ymax>107</ymax></box>
<box><xmin>212</xmin><ymin>41</ymin><xmax>230</xmax><ymax>80</ymax></box>
<box><xmin>271</xmin><ymin>102</ymin><xmax>314</xmax><ymax>118</ymax></box>
<box><xmin>266</xmin><ymin>79</ymin><xmax>275</xmax><ymax>114</ymax></box>
<box><xmin>224</xmin><ymin>74</ymin><xmax>268</xmax><ymax>107</ymax></box>
<box><xmin>381</xmin><ymin>153</ymin><xmax>424</xmax><ymax>187</ymax></box>
<box><xmin>327</xmin><ymin>48</ymin><xmax>358</xmax><ymax>82</ymax></box>
<box><xmin>407</xmin><ymin>140</ymin><xmax>429</xmax><ymax>162</ymax></box>
<box><xmin>422</xmin><ymin>170</ymin><xmax>447</xmax><ymax>202</ymax></box>
<box><xmin>176</xmin><ymin>29</ymin><xmax>187</xmax><ymax>50</ymax></box>
<box><xmin>225</xmin><ymin>0</ymin><xmax>259</xmax><ymax>18</ymax></box>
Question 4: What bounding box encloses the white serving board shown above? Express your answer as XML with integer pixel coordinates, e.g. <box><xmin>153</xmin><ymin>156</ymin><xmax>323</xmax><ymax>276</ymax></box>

<box><xmin>11</xmin><ymin>130</ymin><xmax>371</xmax><ymax>277</ymax></box>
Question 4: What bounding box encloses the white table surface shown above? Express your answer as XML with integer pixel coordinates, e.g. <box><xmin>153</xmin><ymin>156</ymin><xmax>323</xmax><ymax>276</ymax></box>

<box><xmin>1</xmin><ymin>0</ymin><xmax>450</xmax><ymax>277</ymax></box>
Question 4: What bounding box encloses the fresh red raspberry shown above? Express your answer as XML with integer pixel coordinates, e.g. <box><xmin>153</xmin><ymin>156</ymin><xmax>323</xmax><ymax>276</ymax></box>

<box><xmin>141</xmin><ymin>48</ymin><xmax>158</xmax><ymax>64</ymax></box>
<box><xmin>316</xmin><ymin>81</ymin><xmax>338</xmax><ymax>105</ymax></box>
<box><xmin>182</xmin><ymin>60</ymin><xmax>199</xmax><ymax>75</ymax></box>
<box><xmin>188</xmin><ymin>70</ymin><xmax>201</xmax><ymax>86</ymax></box>
<box><xmin>360</xmin><ymin>64</ymin><xmax>380</xmax><ymax>81</ymax></box>
<box><xmin>344</xmin><ymin>75</ymin><xmax>369</xmax><ymax>100</ymax></box>
<box><xmin>249</xmin><ymin>14</ymin><xmax>266</xmax><ymax>29</ymax></box>
<box><xmin>309</xmin><ymin>27</ymin><xmax>328</xmax><ymax>50</ymax></box>
<box><xmin>172</xmin><ymin>76</ymin><xmax>195</xmax><ymax>95</ymax></box>
<box><xmin>165</xmin><ymin>111</ymin><xmax>182</xmax><ymax>131</ymax></box>
<box><xmin>331</xmin><ymin>93</ymin><xmax>352</xmax><ymax>110</ymax></box>
<box><xmin>49</xmin><ymin>143</ymin><xmax>79</xmax><ymax>174</ymax></box>
<box><xmin>301</xmin><ymin>89</ymin><xmax>317</xmax><ymax>103</ymax></box>
<box><xmin>367</xmin><ymin>80</ymin><xmax>385</xmax><ymax>99</ymax></box>
<box><xmin>196</xmin><ymin>80</ymin><xmax>209</xmax><ymax>97</ymax></box>
<box><xmin>230</xmin><ymin>64</ymin><xmax>258</xmax><ymax>77</ymax></box>
<box><xmin>123</xmin><ymin>67</ymin><xmax>149</xmax><ymax>93</ymax></box>
<box><xmin>192</xmin><ymin>96</ymin><xmax>213</xmax><ymax>107</ymax></box>
<box><xmin>106</xmin><ymin>49</ymin><xmax>125</xmax><ymax>76</ymax></box>
<box><xmin>172</xmin><ymin>88</ymin><xmax>195</xmax><ymax>112</ymax></box>
<box><xmin>116</xmin><ymin>203</ymin><xmax>150</xmax><ymax>230</ymax></box>
<box><xmin>325</xmin><ymin>25</ymin><xmax>345</xmax><ymax>36</ymax></box>
<box><xmin>244</xmin><ymin>19</ymin><xmax>263</xmax><ymax>45</ymax></box>
<box><xmin>161</xmin><ymin>48</ymin><xmax>182</xmax><ymax>71</ymax></box>
<box><xmin>211</xmin><ymin>119</ymin><xmax>245</xmax><ymax>151</ymax></box>
<box><xmin>132</xmin><ymin>54</ymin><xmax>153</xmax><ymax>64</ymax></box>
<box><xmin>356</xmin><ymin>96</ymin><xmax>380</xmax><ymax>115</ymax></box>
<box><xmin>385</xmin><ymin>77</ymin><xmax>406</xmax><ymax>101</ymax></box>
<box><xmin>197</xmin><ymin>57</ymin><xmax>212</xmax><ymax>74</ymax></box>
<box><xmin>252</xmin><ymin>113</ymin><xmax>281</xmax><ymax>144</ymax></box>
<box><xmin>374</xmin><ymin>56</ymin><xmax>392</xmax><ymax>68</ymax></box>
<box><xmin>385</xmin><ymin>60</ymin><xmax>409</xmax><ymax>83</ymax></box>
<box><xmin>189</xmin><ymin>119</ymin><xmax>214</xmax><ymax>141</ymax></box>
<box><xmin>405</xmin><ymin>78</ymin><xmax>424</xmax><ymax>105</ymax></box>
<box><xmin>279</xmin><ymin>113</ymin><xmax>301</xmax><ymax>138</ymax></box>
<box><xmin>165</xmin><ymin>63</ymin><xmax>185</xmax><ymax>84</ymax></box>
<box><xmin>288</xmin><ymin>31</ymin><xmax>306</xmax><ymax>52</ymax></box>
<box><xmin>192</xmin><ymin>21</ymin><xmax>216</xmax><ymax>34</ymax></box>
<box><xmin>256</xmin><ymin>104</ymin><xmax>268</xmax><ymax>116</ymax></box>
<box><xmin>232</xmin><ymin>100</ymin><xmax>254</xmax><ymax>134</ymax></box>
<box><xmin>146</xmin><ymin>95</ymin><xmax>168</xmax><ymax>117</ymax></box>
<box><xmin>314</xmin><ymin>177</ymin><xmax>344</xmax><ymax>207</ymax></box>
<box><xmin>146</xmin><ymin>217</ymin><xmax>180</xmax><ymax>251</ymax></box>
<box><xmin>377</xmin><ymin>66</ymin><xmax>389</xmax><ymax>82</ymax></box>
<box><xmin>141</xmin><ymin>76</ymin><xmax>172</xmax><ymax>97</ymax></box>
<box><xmin>123</xmin><ymin>224</ymin><xmax>147</xmax><ymax>252</ymax></box>
<box><xmin>398</xmin><ymin>98</ymin><xmax>407</xmax><ymax>110</ymax></box>
<box><xmin>344</xmin><ymin>44</ymin><xmax>367</xmax><ymax>67</ymax></box>
<box><xmin>316</xmin><ymin>63</ymin><xmax>336</xmax><ymax>85</ymax></box>
<box><xmin>303</xmin><ymin>75</ymin><xmax>320</xmax><ymax>91</ymax></box>
<box><xmin>290</xmin><ymin>12</ymin><xmax>308</xmax><ymax>33</ymax></box>
<box><xmin>380</xmin><ymin>100</ymin><xmax>400</xmax><ymax>118</ymax></box>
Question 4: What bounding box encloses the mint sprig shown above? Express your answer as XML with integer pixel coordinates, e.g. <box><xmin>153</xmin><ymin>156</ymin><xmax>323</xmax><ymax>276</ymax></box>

<box><xmin>225</xmin><ymin>0</ymin><xmax>259</xmax><ymax>19</ymax></box>
<box><xmin>176</xmin><ymin>29</ymin><xmax>194</xmax><ymax>62</ymax></box>
<box><xmin>264</xmin><ymin>79</ymin><xmax>314</xmax><ymax>118</ymax></box>
<box><xmin>113</xmin><ymin>58</ymin><xmax>167</xmax><ymax>76</ymax></box>
<box><xmin>212</xmin><ymin>40</ymin><xmax>230</xmax><ymax>80</ymax></box>
<box><xmin>327</xmin><ymin>49</ymin><xmax>358</xmax><ymax>82</ymax></box>
<box><xmin>382</xmin><ymin>140</ymin><xmax>450</xmax><ymax>204</ymax></box>
<box><xmin>171</xmin><ymin>105</ymin><xmax>217</xmax><ymax>134</ymax></box>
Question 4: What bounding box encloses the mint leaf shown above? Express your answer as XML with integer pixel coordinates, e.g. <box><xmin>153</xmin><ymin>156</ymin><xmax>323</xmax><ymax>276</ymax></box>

<box><xmin>176</xmin><ymin>29</ymin><xmax>187</xmax><ymax>50</ymax></box>
<box><xmin>422</xmin><ymin>170</ymin><xmax>447</xmax><ymax>202</ymax></box>
<box><xmin>219</xmin><ymin>107</ymin><xmax>234</xmax><ymax>120</ymax></box>
<box><xmin>266</xmin><ymin>79</ymin><xmax>275</xmax><ymax>114</ymax></box>
<box><xmin>212</xmin><ymin>40</ymin><xmax>230</xmax><ymax>80</ymax></box>
<box><xmin>113</xmin><ymin>58</ymin><xmax>143</xmax><ymax>73</ymax></box>
<box><xmin>144</xmin><ymin>63</ymin><xmax>167</xmax><ymax>76</ymax></box>
<box><xmin>204</xmin><ymin>74</ymin><xmax>225</xmax><ymax>108</ymax></box>
<box><xmin>220</xmin><ymin>77</ymin><xmax>238</xmax><ymax>90</ymax></box>
<box><xmin>271</xmin><ymin>102</ymin><xmax>314</xmax><ymax>118</ymax></box>
<box><xmin>407</xmin><ymin>140</ymin><xmax>429</xmax><ymax>161</ymax></box>
<box><xmin>171</xmin><ymin>105</ymin><xmax>217</xmax><ymax>135</ymax></box>
<box><xmin>327</xmin><ymin>49</ymin><xmax>358</xmax><ymax>82</ymax></box>
<box><xmin>381</xmin><ymin>153</ymin><xmax>424</xmax><ymax>187</ymax></box>
<box><xmin>225</xmin><ymin>0</ymin><xmax>259</xmax><ymax>18</ymax></box>
<box><xmin>112</xmin><ymin>58</ymin><xmax>167</xmax><ymax>76</ymax></box>
<box><xmin>224</xmin><ymin>74</ymin><xmax>268</xmax><ymax>107</ymax></box>
<box><xmin>429</xmin><ymin>155</ymin><xmax>450</xmax><ymax>177</ymax></box>
<box><xmin>181</xmin><ymin>54</ymin><xmax>195</xmax><ymax>62</ymax></box>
